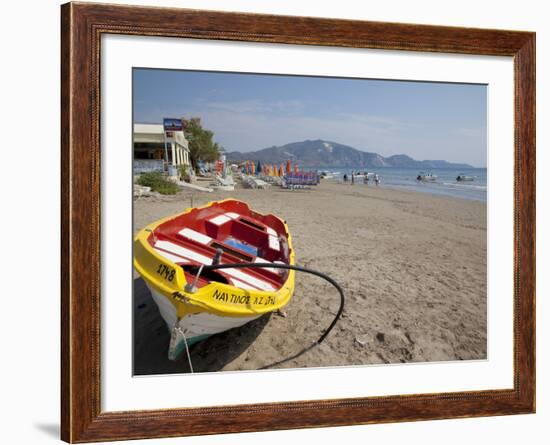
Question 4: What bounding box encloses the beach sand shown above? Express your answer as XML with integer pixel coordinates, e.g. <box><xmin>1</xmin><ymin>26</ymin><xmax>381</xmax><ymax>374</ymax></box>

<box><xmin>133</xmin><ymin>181</ymin><xmax>487</xmax><ymax>375</ymax></box>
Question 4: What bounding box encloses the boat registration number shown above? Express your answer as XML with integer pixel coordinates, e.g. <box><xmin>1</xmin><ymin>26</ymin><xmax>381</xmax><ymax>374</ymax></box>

<box><xmin>156</xmin><ymin>263</ymin><xmax>175</xmax><ymax>282</ymax></box>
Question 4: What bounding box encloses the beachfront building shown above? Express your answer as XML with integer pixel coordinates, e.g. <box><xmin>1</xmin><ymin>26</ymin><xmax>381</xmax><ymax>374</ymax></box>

<box><xmin>133</xmin><ymin>123</ymin><xmax>191</xmax><ymax>174</ymax></box>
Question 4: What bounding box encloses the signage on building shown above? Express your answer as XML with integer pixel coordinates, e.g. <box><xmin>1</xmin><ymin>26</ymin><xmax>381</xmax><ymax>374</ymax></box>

<box><xmin>163</xmin><ymin>118</ymin><xmax>183</xmax><ymax>132</ymax></box>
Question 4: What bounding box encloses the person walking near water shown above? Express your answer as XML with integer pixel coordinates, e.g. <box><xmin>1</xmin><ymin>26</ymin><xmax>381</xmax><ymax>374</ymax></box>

<box><xmin>351</xmin><ymin>171</ymin><xmax>355</xmax><ymax>185</ymax></box>
<box><xmin>374</xmin><ymin>173</ymin><xmax>380</xmax><ymax>186</ymax></box>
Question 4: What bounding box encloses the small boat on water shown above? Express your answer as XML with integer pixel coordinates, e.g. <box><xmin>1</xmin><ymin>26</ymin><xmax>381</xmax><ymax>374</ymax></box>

<box><xmin>349</xmin><ymin>171</ymin><xmax>369</xmax><ymax>180</ymax></box>
<box><xmin>456</xmin><ymin>174</ymin><xmax>475</xmax><ymax>182</ymax></box>
<box><xmin>134</xmin><ymin>199</ymin><xmax>295</xmax><ymax>360</ymax></box>
<box><xmin>417</xmin><ymin>172</ymin><xmax>438</xmax><ymax>182</ymax></box>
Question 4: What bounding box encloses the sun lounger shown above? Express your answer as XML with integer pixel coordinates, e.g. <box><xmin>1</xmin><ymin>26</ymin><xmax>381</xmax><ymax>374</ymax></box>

<box><xmin>282</xmin><ymin>172</ymin><xmax>320</xmax><ymax>189</ymax></box>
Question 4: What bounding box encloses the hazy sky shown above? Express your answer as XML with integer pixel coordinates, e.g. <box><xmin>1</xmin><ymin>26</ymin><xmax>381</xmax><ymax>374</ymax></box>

<box><xmin>133</xmin><ymin>69</ymin><xmax>487</xmax><ymax>167</ymax></box>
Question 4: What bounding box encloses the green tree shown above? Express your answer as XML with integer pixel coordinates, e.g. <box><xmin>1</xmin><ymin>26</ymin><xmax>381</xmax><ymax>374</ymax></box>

<box><xmin>181</xmin><ymin>117</ymin><xmax>220</xmax><ymax>170</ymax></box>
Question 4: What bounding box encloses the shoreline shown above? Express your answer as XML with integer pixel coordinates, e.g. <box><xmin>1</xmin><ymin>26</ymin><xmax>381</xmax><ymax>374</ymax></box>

<box><xmin>316</xmin><ymin>166</ymin><xmax>487</xmax><ymax>203</ymax></box>
<box><xmin>133</xmin><ymin>181</ymin><xmax>487</xmax><ymax>375</ymax></box>
<box><xmin>373</xmin><ymin>183</ymin><xmax>486</xmax><ymax>203</ymax></box>
<box><xmin>337</xmin><ymin>180</ymin><xmax>487</xmax><ymax>203</ymax></box>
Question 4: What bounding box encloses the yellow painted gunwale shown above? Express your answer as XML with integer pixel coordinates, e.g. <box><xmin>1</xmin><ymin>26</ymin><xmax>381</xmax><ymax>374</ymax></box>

<box><xmin>133</xmin><ymin>199</ymin><xmax>295</xmax><ymax>318</ymax></box>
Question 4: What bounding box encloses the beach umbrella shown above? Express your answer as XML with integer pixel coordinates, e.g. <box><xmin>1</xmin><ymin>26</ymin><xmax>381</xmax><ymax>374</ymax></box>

<box><xmin>279</xmin><ymin>165</ymin><xmax>284</xmax><ymax>177</ymax></box>
<box><xmin>256</xmin><ymin>160</ymin><xmax>262</xmax><ymax>176</ymax></box>
<box><xmin>286</xmin><ymin>159</ymin><xmax>291</xmax><ymax>174</ymax></box>
<box><xmin>251</xmin><ymin>161</ymin><xmax>256</xmax><ymax>175</ymax></box>
<box><xmin>294</xmin><ymin>165</ymin><xmax>299</xmax><ymax>174</ymax></box>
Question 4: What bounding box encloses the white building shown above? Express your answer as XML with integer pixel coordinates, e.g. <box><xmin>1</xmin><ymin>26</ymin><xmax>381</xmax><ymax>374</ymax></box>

<box><xmin>133</xmin><ymin>123</ymin><xmax>191</xmax><ymax>173</ymax></box>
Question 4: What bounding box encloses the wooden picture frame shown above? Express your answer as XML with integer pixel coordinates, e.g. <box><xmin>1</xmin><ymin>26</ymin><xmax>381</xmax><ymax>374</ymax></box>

<box><xmin>61</xmin><ymin>2</ymin><xmax>535</xmax><ymax>442</ymax></box>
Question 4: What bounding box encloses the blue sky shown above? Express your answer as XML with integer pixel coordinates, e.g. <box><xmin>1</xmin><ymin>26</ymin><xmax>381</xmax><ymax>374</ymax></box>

<box><xmin>133</xmin><ymin>69</ymin><xmax>487</xmax><ymax>167</ymax></box>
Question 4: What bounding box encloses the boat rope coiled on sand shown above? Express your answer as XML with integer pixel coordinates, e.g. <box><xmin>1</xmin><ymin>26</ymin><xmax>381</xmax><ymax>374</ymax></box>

<box><xmin>175</xmin><ymin>261</ymin><xmax>346</xmax><ymax>372</ymax></box>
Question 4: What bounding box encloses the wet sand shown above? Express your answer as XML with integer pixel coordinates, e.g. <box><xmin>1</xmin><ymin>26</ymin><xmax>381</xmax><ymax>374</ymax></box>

<box><xmin>133</xmin><ymin>181</ymin><xmax>486</xmax><ymax>375</ymax></box>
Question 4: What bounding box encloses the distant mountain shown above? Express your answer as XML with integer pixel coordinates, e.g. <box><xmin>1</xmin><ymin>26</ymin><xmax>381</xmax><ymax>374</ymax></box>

<box><xmin>226</xmin><ymin>140</ymin><xmax>474</xmax><ymax>169</ymax></box>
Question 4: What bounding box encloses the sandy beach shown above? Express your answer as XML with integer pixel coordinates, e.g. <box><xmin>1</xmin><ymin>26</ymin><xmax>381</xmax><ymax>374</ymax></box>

<box><xmin>133</xmin><ymin>181</ymin><xmax>486</xmax><ymax>375</ymax></box>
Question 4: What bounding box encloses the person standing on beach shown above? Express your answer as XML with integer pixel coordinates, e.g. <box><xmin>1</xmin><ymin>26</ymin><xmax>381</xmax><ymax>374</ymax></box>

<box><xmin>374</xmin><ymin>174</ymin><xmax>380</xmax><ymax>186</ymax></box>
<box><xmin>364</xmin><ymin>174</ymin><xmax>369</xmax><ymax>186</ymax></box>
<box><xmin>351</xmin><ymin>172</ymin><xmax>355</xmax><ymax>185</ymax></box>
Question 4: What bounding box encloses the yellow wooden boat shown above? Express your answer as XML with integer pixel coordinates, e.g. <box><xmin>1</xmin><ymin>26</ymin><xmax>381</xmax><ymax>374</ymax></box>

<box><xmin>134</xmin><ymin>199</ymin><xmax>295</xmax><ymax>360</ymax></box>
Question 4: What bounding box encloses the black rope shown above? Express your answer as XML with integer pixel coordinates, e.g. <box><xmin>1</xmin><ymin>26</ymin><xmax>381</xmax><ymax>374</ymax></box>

<box><xmin>201</xmin><ymin>262</ymin><xmax>345</xmax><ymax>345</ymax></box>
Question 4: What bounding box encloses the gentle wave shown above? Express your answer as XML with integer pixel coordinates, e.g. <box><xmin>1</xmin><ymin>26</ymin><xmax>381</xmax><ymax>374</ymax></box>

<box><xmin>442</xmin><ymin>182</ymin><xmax>487</xmax><ymax>191</ymax></box>
<box><xmin>316</xmin><ymin>167</ymin><xmax>487</xmax><ymax>201</ymax></box>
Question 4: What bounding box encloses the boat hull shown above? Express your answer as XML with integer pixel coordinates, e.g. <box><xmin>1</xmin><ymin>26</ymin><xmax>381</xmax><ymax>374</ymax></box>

<box><xmin>147</xmin><ymin>284</ymin><xmax>260</xmax><ymax>360</ymax></box>
<box><xmin>133</xmin><ymin>199</ymin><xmax>295</xmax><ymax>360</ymax></box>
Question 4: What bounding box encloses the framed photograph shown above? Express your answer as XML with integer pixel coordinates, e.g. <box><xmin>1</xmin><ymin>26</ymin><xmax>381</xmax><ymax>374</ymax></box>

<box><xmin>61</xmin><ymin>2</ymin><xmax>535</xmax><ymax>442</ymax></box>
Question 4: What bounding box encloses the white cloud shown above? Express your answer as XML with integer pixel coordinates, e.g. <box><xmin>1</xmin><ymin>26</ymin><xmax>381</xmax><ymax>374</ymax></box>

<box><xmin>180</xmin><ymin>104</ymin><xmax>409</xmax><ymax>154</ymax></box>
<box><xmin>170</xmin><ymin>99</ymin><xmax>485</xmax><ymax>166</ymax></box>
<box><xmin>202</xmin><ymin>99</ymin><xmax>305</xmax><ymax>115</ymax></box>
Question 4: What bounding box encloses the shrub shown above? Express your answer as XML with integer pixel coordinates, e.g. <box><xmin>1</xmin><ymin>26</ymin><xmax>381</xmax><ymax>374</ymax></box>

<box><xmin>178</xmin><ymin>164</ymin><xmax>189</xmax><ymax>181</ymax></box>
<box><xmin>137</xmin><ymin>172</ymin><xmax>179</xmax><ymax>195</ymax></box>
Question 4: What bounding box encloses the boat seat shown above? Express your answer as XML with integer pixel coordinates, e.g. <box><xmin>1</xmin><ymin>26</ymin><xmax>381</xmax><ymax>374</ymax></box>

<box><xmin>201</xmin><ymin>212</ymin><xmax>281</xmax><ymax>260</ymax></box>
<box><xmin>203</xmin><ymin>212</ymin><xmax>240</xmax><ymax>239</ymax></box>
<box><xmin>171</xmin><ymin>227</ymin><xmax>282</xmax><ymax>280</ymax></box>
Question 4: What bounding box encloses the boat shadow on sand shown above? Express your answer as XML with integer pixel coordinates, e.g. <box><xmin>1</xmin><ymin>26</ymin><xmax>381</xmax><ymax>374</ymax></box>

<box><xmin>133</xmin><ymin>277</ymin><xmax>272</xmax><ymax>375</ymax></box>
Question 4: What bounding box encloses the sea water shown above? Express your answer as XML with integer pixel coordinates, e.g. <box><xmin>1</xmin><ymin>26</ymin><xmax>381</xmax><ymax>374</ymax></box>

<box><xmin>317</xmin><ymin>167</ymin><xmax>487</xmax><ymax>202</ymax></box>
